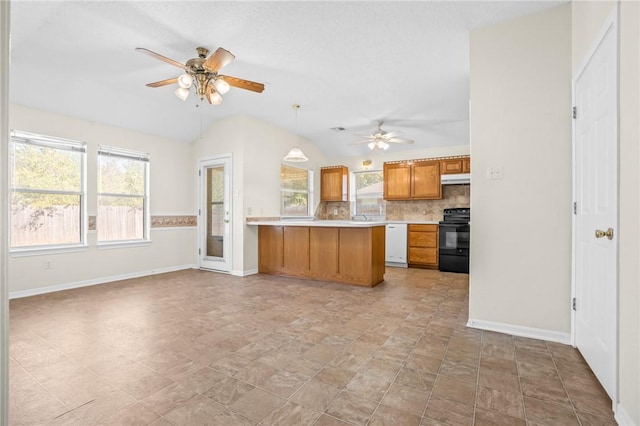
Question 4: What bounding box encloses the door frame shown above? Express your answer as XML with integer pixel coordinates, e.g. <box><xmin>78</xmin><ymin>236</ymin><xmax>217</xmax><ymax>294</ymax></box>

<box><xmin>571</xmin><ymin>4</ymin><xmax>619</xmax><ymax>404</ymax></box>
<box><xmin>198</xmin><ymin>154</ymin><xmax>233</xmax><ymax>273</ymax></box>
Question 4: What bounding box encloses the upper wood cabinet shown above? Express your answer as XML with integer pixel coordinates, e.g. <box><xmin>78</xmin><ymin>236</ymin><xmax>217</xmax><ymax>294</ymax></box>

<box><xmin>383</xmin><ymin>163</ymin><xmax>411</xmax><ymax>199</ymax></box>
<box><xmin>384</xmin><ymin>160</ymin><xmax>441</xmax><ymax>200</ymax></box>
<box><xmin>441</xmin><ymin>156</ymin><xmax>471</xmax><ymax>174</ymax></box>
<box><xmin>321</xmin><ymin>166</ymin><xmax>348</xmax><ymax>202</ymax></box>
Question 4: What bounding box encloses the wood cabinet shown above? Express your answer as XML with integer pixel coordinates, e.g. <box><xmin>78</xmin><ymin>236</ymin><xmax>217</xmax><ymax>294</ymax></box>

<box><xmin>408</xmin><ymin>224</ymin><xmax>439</xmax><ymax>269</ymax></box>
<box><xmin>321</xmin><ymin>166</ymin><xmax>348</xmax><ymax>202</ymax></box>
<box><xmin>441</xmin><ymin>156</ymin><xmax>471</xmax><ymax>174</ymax></box>
<box><xmin>384</xmin><ymin>160</ymin><xmax>441</xmax><ymax>200</ymax></box>
<box><xmin>383</xmin><ymin>163</ymin><xmax>411</xmax><ymax>199</ymax></box>
<box><xmin>258</xmin><ymin>224</ymin><xmax>385</xmax><ymax>287</ymax></box>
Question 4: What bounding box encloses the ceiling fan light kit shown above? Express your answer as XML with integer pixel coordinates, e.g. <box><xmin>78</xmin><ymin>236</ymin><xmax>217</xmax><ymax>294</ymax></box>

<box><xmin>350</xmin><ymin>121</ymin><xmax>415</xmax><ymax>151</ymax></box>
<box><xmin>137</xmin><ymin>46</ymin><xmax>265</xmax><ymax>105</ymax></box>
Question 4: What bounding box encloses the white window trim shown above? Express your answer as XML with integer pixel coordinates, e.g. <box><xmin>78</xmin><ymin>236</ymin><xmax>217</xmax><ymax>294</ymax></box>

<box><xmin>96</xmin><ymin>145</ymin><xmax>150</xmax><ymax>245</ymax></box>
<box><xmin>351</xmin><ymin>169</ymin><xmax>385</xmax><ymax>218</ymax></box>
<box><xmin>280</xmin><ymin>165</ymin><xmax>314</xmax><ymax>218</ymax></box>
<box><xmin>9</xmin><ymin>130</ymin><xmax>87</xmax><ymax>252</ymax></box>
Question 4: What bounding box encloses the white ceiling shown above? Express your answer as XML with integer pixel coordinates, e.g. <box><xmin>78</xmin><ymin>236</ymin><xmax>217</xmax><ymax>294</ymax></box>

<box><xmin>9</xmin><ymin>1</ymin><xmax>563</xmax><ymax>158</ymax></box>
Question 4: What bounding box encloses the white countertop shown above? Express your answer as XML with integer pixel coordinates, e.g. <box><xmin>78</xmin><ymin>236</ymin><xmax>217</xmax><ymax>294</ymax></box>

<box><xmin>247</xmin><ymin>220</ymin><xmax>387</xmax><ymax>228</ymax></box>
<box><xmin>246</xmin><ymin>219</ymin><xmax>440</xmax><ymax>227</ymax></box>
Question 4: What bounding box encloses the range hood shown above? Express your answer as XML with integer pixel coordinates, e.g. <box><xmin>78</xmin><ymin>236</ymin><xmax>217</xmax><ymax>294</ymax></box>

<box><xmin>441</xmin><ymin>173</ymin><xmax>471</xmax><ymax>185</ymax></box>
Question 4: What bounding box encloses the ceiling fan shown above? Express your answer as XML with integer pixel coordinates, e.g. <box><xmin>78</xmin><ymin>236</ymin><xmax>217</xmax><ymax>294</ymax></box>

<box><xmin>136</xmin><ymin>46</ymin><xmax>265</xmax><ymax>105</ymax></box>
<box><xmin>350</xmin><ymin>121</ymin><xmax>415</xmax><ymax>151</ymax></box>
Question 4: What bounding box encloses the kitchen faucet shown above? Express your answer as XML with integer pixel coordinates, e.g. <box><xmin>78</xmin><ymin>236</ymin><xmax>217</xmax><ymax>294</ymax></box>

<box><xmin>353</xmin><ymin>214</ymin><xmax>369</xmax><ymax>221</ymax></box>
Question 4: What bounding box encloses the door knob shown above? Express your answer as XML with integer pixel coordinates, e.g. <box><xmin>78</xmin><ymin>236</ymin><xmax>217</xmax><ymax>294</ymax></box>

<box><xmin>595</xmin><ymin>228</ymin><xmax>614</xmax><ymax>240</ymax></box>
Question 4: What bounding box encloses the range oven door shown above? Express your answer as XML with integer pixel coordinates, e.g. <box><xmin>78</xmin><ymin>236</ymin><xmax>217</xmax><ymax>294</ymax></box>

<box><xmin>438</xmin><ymin>223</ymin><xmax>470</xmax><ymax>273</ymax></box>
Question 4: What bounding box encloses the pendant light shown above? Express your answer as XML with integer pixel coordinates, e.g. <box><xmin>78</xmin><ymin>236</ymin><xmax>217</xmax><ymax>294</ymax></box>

<box><xmin>283</xmin><ymin>104</ymin><xmax>309</xmax><ymax>162</ymax></box>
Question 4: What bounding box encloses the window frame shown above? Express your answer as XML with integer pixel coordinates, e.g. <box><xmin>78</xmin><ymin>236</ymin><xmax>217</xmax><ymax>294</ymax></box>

<box><xmin>351</xmin><ymin>169</ymin><xmax>386</xmax><ymax>218</ymax></box>
<box><xmin>9</xmin><ymin>130</ymin><xmax>88</xmax><ymax>252</ymax></box>
<box><xmin>280</xmin><ymin>164</ymin><xmax>314</xmax><ymax>218</ymax></box>
<box><xmin>96</xmin><ymin>145</ymin><xmax>150</xmax><ymax>245</ymax></box>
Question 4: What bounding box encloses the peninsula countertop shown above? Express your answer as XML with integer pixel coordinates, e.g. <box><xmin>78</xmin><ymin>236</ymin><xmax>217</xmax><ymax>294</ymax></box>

<box><xmin>246</xmin><ymin>219</ymin><xmax>440</xmax><ymax>226</ymax></box>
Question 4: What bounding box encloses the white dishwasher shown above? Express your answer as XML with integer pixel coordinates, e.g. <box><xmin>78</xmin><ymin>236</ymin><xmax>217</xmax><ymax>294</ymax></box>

<box><xmin>385</xmin><ymin>223</ymin><xmax>408</xmax><ymax>267</ymax></box>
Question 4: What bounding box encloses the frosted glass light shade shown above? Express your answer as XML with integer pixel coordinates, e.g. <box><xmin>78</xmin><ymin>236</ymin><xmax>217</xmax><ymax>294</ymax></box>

<box><xmin>177</xmin><ymin>73</ymin><xmax>193</xmax><ymax>89</ymax></box>
<box><xmin>283</xmin><ymin>147</ymin><xmax>308</xmax><ymax>162</ymax></box>
<box><xmin>174</xmin><ymin>87</ymin><xmax>190</xmax><ymax>101</ymax></box>
<box><xmin>368</xmin><ymin>141</ymin><xmax>389</xmax><ymax>151</ymax></box>
<box><xmin>214</xmin><ymin>78</ymin><xmax>230</xmax><ymax>94</ymax></box>
<box><xmin>207</xmin><ymin>90</ymin><xmax>223</xmax><ymax>105</ymax></box>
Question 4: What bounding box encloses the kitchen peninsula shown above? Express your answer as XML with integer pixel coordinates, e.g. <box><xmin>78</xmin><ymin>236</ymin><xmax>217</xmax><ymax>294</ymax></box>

<box><xmin>247</xmin><ymin>220</ymin><xmax>386</xmax><ymax>287</ymax></box>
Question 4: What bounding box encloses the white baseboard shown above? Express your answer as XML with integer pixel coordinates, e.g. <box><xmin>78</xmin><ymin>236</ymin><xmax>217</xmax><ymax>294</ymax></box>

<box><xmin>9</xmin><ymin>264</ymin><xmax>197</xmax><ymax>299</ymax></box>
<box><xmin>467</xmin><ymin>318</ymin><xmax>572</xmax><ymax>345</ymax></box>
<box><xmin>231</xmin><ymin>268</ymin><xmax>258</xmax><ymax>277</ymax></box>
<box><xmin>616</xmin><ymin>403</ymin><xmax>637</xmax><ymax>426</ymax></box>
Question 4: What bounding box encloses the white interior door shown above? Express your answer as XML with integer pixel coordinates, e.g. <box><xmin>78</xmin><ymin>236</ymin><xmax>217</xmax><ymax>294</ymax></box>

<box><xmin>573</xmin><ymin>17</ymin><xmax>617</xmax><ymax>401</ymax></box>
<box><xmin>199</xmin><ymin>156</ymin><xmax>232</xmax><ymax>272</ymax></box>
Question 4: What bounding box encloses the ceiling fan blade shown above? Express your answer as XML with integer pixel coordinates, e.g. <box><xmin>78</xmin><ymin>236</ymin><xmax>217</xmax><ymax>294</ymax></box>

<box><xmin>145</xmin><ymin>77</ymin><xmax>179</xmax><ymax>88</ymax></box>
<box><xmin>204</xmin><ymin>47</ymin><xmax>235</xmax><ymax>72</ymax></box>
<box><xmin>387</xmin><ymin>138</ymin><xmax>414</xmax><ymax>144</ymax></box>
<box><xmin>136</xmin><ymin>47</ymin><xmax>187</xmax><ymax>70</ymax></box>
<box><xmin>220</xmin><ymin>75</ymin><xmax>265</xmax><ymax>93</ymax></box>
<box><xmin>383</xmin><ymin>131</ymin><xmax>402</xmax><ymax>138</ymax></box>
<box><xmin>349</xmin><ymin>140</ymin><xmax>374</xmax><ymax>146</ymax></box>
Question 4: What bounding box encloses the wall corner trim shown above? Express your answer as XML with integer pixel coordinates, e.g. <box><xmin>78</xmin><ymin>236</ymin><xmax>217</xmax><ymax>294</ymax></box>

<box><xmin>231</xmin><ymin>269</ymin><xmax>258</xmax><ymax>277</ymax></box>
<box><xmin>9</xmin><ymin>264</ymin><xmax>198</xmax><ymax>299</ymax></box>
<box><xmin>615</xmin><ymin>403</ymin><xmax>637</xmax><ymax>426</ymax></box>
<box><xmin>467</xmin><ymin>318</ymin><xmax>572</xmax><ymax>345</ymax></box>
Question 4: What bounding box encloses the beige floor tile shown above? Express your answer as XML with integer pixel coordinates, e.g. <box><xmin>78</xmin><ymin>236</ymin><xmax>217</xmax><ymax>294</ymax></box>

<box><xmin>380</xmin><ymin>382</ymin><xmax>430</xmax><ymax>416</ymax></box>
<box><xmin>141</xmin><ymin>382</ymin><xmax>196</xmax><ymax>416</ymax></box>
<box><xmin>370</xmin><ymin>404</ymin><xmax>422</xmax><ymax>426</ymax></box>
<box><xmin>290</xmin><ymin>379</ymin><xmax>341</xmax><ymax>411</ymax></box>
<box><xmin>8</xmin><ymin>268</ymin><xmax>616</xmax><ymax>426</ymax></box>
<box><xmin>163</xmin><ymin>394</ymin><xmax>226</xmax><ymax>426</ymax></box>
<box><xmin>98</xmin><ymin>402</ymin><xmax>159</xmax><ymax>425</ymax></box>
<box><xmin>261</xmin><ymin>400</ymin><xmax>321</xmax><ymax>426</ymax></box>
<box><xmin>228</xmin><ymin>387</ymin><xmax>284</xmax><ymax>422</ymax></box>
<box><xmin>325</xmin><ymin>391</ymin><xmax>378</xmax><ymax>426</ymax></box>
<box><xmin>313</xmin><ymin>414</ymin><xmax>352</xmax><ymax>426</ymax></box>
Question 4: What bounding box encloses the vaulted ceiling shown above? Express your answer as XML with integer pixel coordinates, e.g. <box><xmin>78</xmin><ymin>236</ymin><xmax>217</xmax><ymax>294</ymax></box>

<box><xmin>9</xmin><ymin>1</ymin><xmax>563</xmax><ymax>157</ymax></box>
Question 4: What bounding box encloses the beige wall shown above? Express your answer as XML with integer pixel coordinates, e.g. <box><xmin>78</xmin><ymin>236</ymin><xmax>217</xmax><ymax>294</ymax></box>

<box><xmin>468</xmin><ymin>4</ymin><xmax>572</xmax><ymax>337</ymax></box>
<box><xmin>572</xmin><ymin>1</ymin><xmax>640</xmax><ymax>423</ymax></box>
<box><xmin>8</xmin><ymin>106</ymin><xmax>197</xmax><ymax>295</ymax></box>
<box><xmin>190</xmin><ymin>114</ymin><xmax>327</xmax><ymax>274</ymax></box>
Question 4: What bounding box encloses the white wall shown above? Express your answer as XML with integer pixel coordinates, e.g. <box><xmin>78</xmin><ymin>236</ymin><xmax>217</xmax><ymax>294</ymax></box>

<box><xmin>8</xmin><ymin>106</ymin><xmax>196</xmax><ymax>295</ymax></box>
<box><xmin>468</xmin><ymin>4</ymin><xmax>572</xmax><ymax>339</ymax></box>
<box><xmin>572</xmin><ymin>1</ymin><xmax>640</xmax><ymax>423</ymax></box>
<box><xmin>190</xmin><ymin>114</ymin><xmax>327</xmax><ymax>275</ymax></box>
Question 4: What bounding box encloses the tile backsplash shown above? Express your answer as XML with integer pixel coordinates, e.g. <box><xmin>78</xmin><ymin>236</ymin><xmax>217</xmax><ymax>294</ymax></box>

<box><xmin>315</xmin><ymin>184</ymin><xmax>470</xmax><ymax>221</ymax></box>
<box><xmin>385</xmin><ymin>184</ymin><xmax>470</xmax><ymax>221</ymax></box>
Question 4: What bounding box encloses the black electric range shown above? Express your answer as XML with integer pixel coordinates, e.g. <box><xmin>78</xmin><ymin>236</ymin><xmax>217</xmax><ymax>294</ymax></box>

<box><xmin>438</xmin><ymin>208</ymin><xmax>470</xmax><ymax>273</ymax></box>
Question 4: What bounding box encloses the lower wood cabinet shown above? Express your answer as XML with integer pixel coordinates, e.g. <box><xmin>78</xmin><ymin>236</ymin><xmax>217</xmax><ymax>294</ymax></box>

<box><xmin>408</xmin><ymin>224</ymin><xmax>439</xmax><ymax>269</ymax></box>
<box><xmin>258</xmin><ymin>225</ymin><xmax>385</xmax><ymax>287</ymax></box>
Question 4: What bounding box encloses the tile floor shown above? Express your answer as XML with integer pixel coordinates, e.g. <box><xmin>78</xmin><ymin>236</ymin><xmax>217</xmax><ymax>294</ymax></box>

<box><xmin>9</xmin><ymin>268</ymin><xmax>616</xmax><ymax>425</ymax></box>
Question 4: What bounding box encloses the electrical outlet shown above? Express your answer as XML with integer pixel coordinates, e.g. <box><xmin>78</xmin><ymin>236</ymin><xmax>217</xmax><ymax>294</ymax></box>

<box><xmin>247</xmin><ymin>207</ymin><xmax>252</xmax><ymax>215</ymax></box>
<box><xmin>333</xmin><ymin>209</ymin><xmax>338</xmax><ymax>215</ymax></box>
<box><xmin>44</xmin><ymin>260</ymin><xmax>52</xmax><ymax>269</ymax></box>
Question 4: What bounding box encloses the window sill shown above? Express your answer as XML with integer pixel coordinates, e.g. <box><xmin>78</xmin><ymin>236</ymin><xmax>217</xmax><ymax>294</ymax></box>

<box><xmin>10</xmin><ymin>244</ymin><xmax>89</xmax><ymax>257</ymax></box>
<box><xmin>96</xmin><ymin>240</ymin><xmax>151</xmax><ymax>250</ymax></box>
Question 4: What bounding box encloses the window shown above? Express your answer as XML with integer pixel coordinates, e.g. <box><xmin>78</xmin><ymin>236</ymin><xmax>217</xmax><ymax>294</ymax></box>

<box><xmin>97</xmin><ymin>146</ymin><xmax>149</xmax><ymax>243</ymax></box>
<box><xmin>281</xmin><ymin>164</ymin><xmax>313</xmax><ymax>217</ymax></box>
<box><xmin>9</xmin><ymin>130</ymin><xmax>86</xmax><ymax>249</ymax></box>
<box><xmin>354</xmin><ymin>170</ymin><xmax>385</xmax><ymax>216</ymax></box>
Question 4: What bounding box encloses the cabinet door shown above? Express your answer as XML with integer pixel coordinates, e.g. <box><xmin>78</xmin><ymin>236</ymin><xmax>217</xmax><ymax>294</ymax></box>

<box><xmin>383</xmin><ymin>163</ymin><xmax>412</xmax><ymax>200</ymax></box>
<box><xmin>411</xmin><ymin>161</ymin><xmax>442</xmax><ymax>199</ymax></box>
<box><xmin>258</xmin><ymin>226</ymin><xmax>284</xmax><ymax>273</ymax></box>
<box><xmin>441</xmin><ymin>159</ymin><xmax>464</xmax><ymax>174</ymax></box>
<box><xmin>321</xmin><ymin>167</ymin><xmax>348</xmax><ymax>201</ymax></box>
<box><xmin>462</xmin><ymin>157</ymin><xmax>471</xmax><ymax>173</ymax></box>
